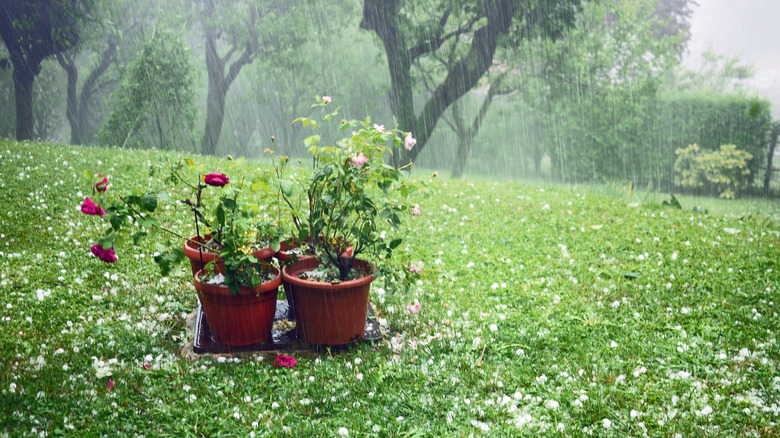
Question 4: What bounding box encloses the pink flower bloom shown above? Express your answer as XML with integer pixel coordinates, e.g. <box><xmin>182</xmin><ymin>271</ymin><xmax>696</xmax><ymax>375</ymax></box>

<box><xmin>408</xmin><ymin>261</ymin><xmax>424</xmax><ymax>274</ymax></box>
<box><xmin>404</xmin><ymin>132</ymin><xmax>416</xmax><ymax>150</ymax></box>
<box><xmin>350</xmin><ymin>153</ymin><xmax>370</xmax><ymax>168</ymax></box>
<box><xmin>204</xmin><ymin>173</ymin><xmax>229</xmax><ymax>187</ymax></box>
<box><xmin>81</xmin><ymin>197</ymin><xmax>106</xmax><ymax>216</ymax></box>
<box><xmin>91</xmin><ymin>244</ymin><xmax>118</xmax><ymax>263</ymax></box>
<box><xmin>274</xmin><ymin>354</ymin><xmax>297</xmax><ymax>368</ymax></box>
<box><xmin>411</xmin><ymin>203</ymin><xmax>420</xmax><ymax>216</ymax></box>
<box><xmin>373</xmin><ymin>124</ymin><xmax>385</xmax><ymax>133</ymax></box>
<box><xmin>322</xmin><ymin>96</ymin><xmax>332</xmax><ymax>103</ymax></box>
<box><xmin>106</xmin><ymin>379</ymin><xmax>115</xmax><ymax>390</ymax></box>
<box><xmin>143</xmin><ymin>363</ymin><xmax>150</xmax><ymax>370</ymax></box>
<box><xmin>93</xmin><ymin>174</ymin><xmax>108</xmax><ymax>192</ymax></box>
<box><xmin>406</xmin><ymin>299</ymin><xmax>421</xmax><ymax>315</ymax></box>
<box><xmin>433</xmin><ymin>171</ymin><xmax>439</xmax><ymax>177</ymax></box>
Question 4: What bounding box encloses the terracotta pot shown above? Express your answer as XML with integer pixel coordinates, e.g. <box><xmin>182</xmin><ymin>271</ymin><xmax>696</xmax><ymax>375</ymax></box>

<box><xmin>192</xmin><ymin>267</ymin><xmax>280</xmax><ymax>346</ymax></box>
<box><xmin>183</xmin><ymin>234</ymin><xmax>276</xmax><ymax>276</ymax></box>
<box><xmin>282</xmin><ymin>257</ymin><xmax>373</xmax><ymax>346</ymax></box>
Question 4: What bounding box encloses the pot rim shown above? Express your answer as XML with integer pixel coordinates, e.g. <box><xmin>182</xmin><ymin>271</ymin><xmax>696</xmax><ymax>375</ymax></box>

<box><xmin>281</xmin><ymin>257</ymin><xmax>375</xmax><ymax>290</ymax></box>
<box><xmin>194</xmin><ymin>266</ymin><xmax>281</xmax><ymax>295</ymax></box>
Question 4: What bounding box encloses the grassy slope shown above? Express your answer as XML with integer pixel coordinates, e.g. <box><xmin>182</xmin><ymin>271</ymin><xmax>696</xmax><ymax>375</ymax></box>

<box><xmin>0</xmin><ymin>139</ymin><xmax>778</xmax><ymax>437</ymax></box>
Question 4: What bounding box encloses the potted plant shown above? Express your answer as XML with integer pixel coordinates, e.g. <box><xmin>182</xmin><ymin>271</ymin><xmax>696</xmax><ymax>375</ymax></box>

<box><xmin>270</xmin><ymin>97</ymin><xmax>424</xmax><ymax>346</ymax></box>
<box><xmin>81</xmin><ymin>161</ymin><xmax>283</xmax><ymax>346</ymax></box>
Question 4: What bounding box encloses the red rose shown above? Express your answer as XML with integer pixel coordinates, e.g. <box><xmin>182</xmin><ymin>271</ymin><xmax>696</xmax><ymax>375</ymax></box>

<box><xmin>204</xmin><ymin>173</ymin><xmax>229</xmax><ymax>187</ymax></box>
<box><xmin>94</xmin><ymin>174</ymin><xmax>108</xmax><ymax>192</ymax></box>
<box><xmin>81</xmin><ymin>197</ymin><xmax>106</xmax><ymax>216</ymax></box>
<box><xmin>274</xmin><ymin>354</ymin><xmax>297</xmax><ymax>368</ymax></box>
<box><xmin>91</xmin><ymin>244</ymin><xmax>118</xmax><ymax>263</ymax></box>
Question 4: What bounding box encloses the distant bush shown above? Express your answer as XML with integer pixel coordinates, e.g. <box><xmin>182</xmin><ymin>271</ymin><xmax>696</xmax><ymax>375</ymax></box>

<box><xmin>674</xmin><ymin>143</ymin><xmax>753</xmax><ymax>198</ymax></box>
<box><xmin>545</xmin><ymin>93</ymin><xmax>771</xmax><ymax>192</ymax></box>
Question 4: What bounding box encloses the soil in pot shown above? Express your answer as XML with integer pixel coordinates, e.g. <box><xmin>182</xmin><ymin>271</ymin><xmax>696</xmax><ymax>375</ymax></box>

<box><xmin>281</xmin><ymin>257</ymin><xmax>374</xmax><ymax>346</ymax></box>
<box><xmin>193</xmin><ymin>267</ymin><xmax>280</xmax><ymax>346</ymax></box>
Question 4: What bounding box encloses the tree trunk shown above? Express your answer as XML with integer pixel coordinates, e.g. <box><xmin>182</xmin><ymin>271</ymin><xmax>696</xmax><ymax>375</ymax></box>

<box><xmin>12</xmin><ymin>68</ymin><xmax>36</xmax><ymax>141</ymax></box>
<box><xmin>764</xmin><ymin>122</ymin><xmax>780</xmax><ymax>194</ymax></box>
<box><xmin>361</xmin><ymin>0</ymin><xmax>517</xmax><ymax>165</ymax></box>
<box><xmin>201</xmin><ymin>76</ymin><xmax>227</xmax><ymax>155</ymax></box>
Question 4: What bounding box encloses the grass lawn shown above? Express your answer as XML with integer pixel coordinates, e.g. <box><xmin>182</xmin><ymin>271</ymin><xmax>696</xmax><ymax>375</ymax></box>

<box><xmin>1</xmin><ymin>139</ymin><xmax>778</xmax><ymax>437</ymax></box>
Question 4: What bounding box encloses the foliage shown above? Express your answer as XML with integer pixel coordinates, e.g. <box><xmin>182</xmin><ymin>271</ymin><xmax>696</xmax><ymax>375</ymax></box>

<box><xmin>84</xmin><ymin>158</ymin><xmax>281</xmax><ymax>294</ymax></box>
<box><xmin>3</xmin><ymin>139</ymin><xmax>780</xmax><ymax>436</ymax></box>
<box><xmin>99</xmin><ymin>28</ymin><xmax>197</xmax><ymax>150</ymax></box>
<box><xmin>271</xmin><ymin>97</ymin><xmax>425</xmax><ymax>284</ymax></box>
<box><xmin>675</xmin><ymin>143</ymin><xmax>753</xmax><ymax>199</ymax></box>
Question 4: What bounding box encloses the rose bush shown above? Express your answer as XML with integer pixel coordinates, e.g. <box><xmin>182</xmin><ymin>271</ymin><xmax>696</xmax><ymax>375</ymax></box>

<box><xmin>269</xmin><ymin>96</ymin><xmax>427</xmax><ymax>288</ymax></box>
<box><xmin>81</xmin><ymin>160</ymin><xmax>282</xmax><ymax>294</ymax></box>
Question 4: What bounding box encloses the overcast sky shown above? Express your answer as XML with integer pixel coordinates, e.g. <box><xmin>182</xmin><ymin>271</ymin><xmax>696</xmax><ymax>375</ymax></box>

<box><xmin>684</xmin><ymin>0</ymin><xmax>780</xmax><ymax>71</ymax></box>
<box><xmin>683</xmin><ymin>0</ymin><xmax>780</xmax><ymax>114</ymax></box>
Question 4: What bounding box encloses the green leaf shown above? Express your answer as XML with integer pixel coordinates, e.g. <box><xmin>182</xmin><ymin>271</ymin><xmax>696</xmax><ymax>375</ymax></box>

<box><xmin>110</xmin><ymin>214</ymin><xmax>124</xmax><ymax>231</ymax></box>
<box><xmin>156</xmin><ymin>191</ymin><xmax>175</xmax><ymax>204</ymax></box>
<box><xmin>185</xmin><ymin>158</ymin><xmax>194</xmax><ymax>167</ymax></box>
<box><xmin>141</xmin><ymin>193</ymin><xmax>157</xmax><ymax>212</ymax></box>
<box><xmin>82</xmin><ymin>170</ymin><xmax>94</xmax><ymax>183</ymax></box>
<box><xmin>216</xmin><ymin>205</ymin><xmax>225</xmax><ymax>226</ymax></box>
<box><xmin>622</xmin><ymin>272</ymin><xmax>641</xmax><ymax>279</ymax></box>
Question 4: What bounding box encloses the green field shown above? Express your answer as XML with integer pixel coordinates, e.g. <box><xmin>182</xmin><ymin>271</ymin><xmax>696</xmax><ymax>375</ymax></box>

<box><xmin>1</xmin><ymin>140</ymin><xmax>778</xmax><ymax>437</ymax></box>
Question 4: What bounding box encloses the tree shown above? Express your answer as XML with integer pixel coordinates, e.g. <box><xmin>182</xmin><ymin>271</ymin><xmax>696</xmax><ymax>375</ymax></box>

<box><xmin>518</xmin><ymin>0</ymin><xmax>684</xmax><ymax>183</ymax></box>
<box><xmin>55</xmin><ymin>1</ymin><xmax>149</xmax><ymax>145</ymax></box>
<box><xmin>0</xmin><ymin>0</ymin><xmax>91</xmax><ymax>140</ymax></box>
<box><xmin>197</xmin><ymin>0</ymin><xmax>309</xmax><ymax>155</ymax></box>
<box><xmin>359</xmin><ymin>0</ymin><xmax>582</xmax><ymax>166</ymax></box>
<box><xmin>99</xmin><ymin>28</ymin><xmax>197</xmax><ymax>150</ymax></box>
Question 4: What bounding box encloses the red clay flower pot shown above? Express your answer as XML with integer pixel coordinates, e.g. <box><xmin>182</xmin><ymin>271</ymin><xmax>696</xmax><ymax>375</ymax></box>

<box><xmin>192</xmin><ymin>267</ymin><xmax>281</xmax><ymax>346</ymax></box>
<box><xmin>184</xmin><ymin>235</ymin><xmax>276</xmax><ymax>277</ymax></box>
<box><xmin>281</xmin><ymin>257</ymin><xmax>374</xmax><ymax>346</ymax></box>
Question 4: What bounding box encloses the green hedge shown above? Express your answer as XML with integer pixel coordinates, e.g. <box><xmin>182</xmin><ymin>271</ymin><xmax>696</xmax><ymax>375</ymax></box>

<box><xmin>545</xmin><ymin>93</ymin><xmax>772</xmax><ymax>192</ymax></box>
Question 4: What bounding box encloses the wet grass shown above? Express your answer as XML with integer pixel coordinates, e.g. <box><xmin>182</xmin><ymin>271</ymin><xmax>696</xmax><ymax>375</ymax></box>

<box><xmin>1</xmin><ymin>139</ymin><xmax>779</xmax><ymax>437</ymax></box>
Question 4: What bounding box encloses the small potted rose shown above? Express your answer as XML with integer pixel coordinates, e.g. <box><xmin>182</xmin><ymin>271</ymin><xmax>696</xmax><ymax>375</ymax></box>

<box><xmin>81</xmin><ymin>160</ymin><xmax>283</xmax><ymax>346</ymax></box>
<box><xmin>269</xmin><ymin>97</ymin><xmax>424</xmax><ymax>346</ymax></box>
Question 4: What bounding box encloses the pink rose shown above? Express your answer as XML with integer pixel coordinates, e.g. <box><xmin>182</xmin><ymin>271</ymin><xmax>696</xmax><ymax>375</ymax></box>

<box><xmin>274</xmin><ymin>354</ymin><xmax>297</xmax><ymax>368</ymax></box>
<box><xmin>350</xmin><ymin>153</ymin><xmax>369</xmax><ymax>168</ymax></box>
<box><xmin>373</xmin><ymin>124</ymin><xmax>385</xmax><ymax>133</ymax></box>
<box><xmin>408</xmin><ymin>261</ymin><xmax>424</xmax><ymax>274</ymax></box>
<box><xmin>404</xmin><ymin>132</ymin><xmax>416</xmax><ymax>151</ymax></box>
<box><xmin>204</xmin><ymin>173</ymin><xmax>229</xmax><ymax>187</ymax></box>
<box><xmin>91</xmin><ymin>244</ymin><xmax>118</xmax><ymax>263</ymax></box>
<box><xmin>94</xmin><ymin>174</ymin><xmax>108</xmax><ymax>192</ymax></box>
<box><xmin>81</xmin><ymin>197</ymin><xmax>106</xmax><ymax>216</ymax></box>
<box><xmin>143</xmin><ymin>363</ymin><xmax>150</xmax><ymax>370</ymax></box>
<box><xmin>106</xmin><ymin>379</ymin><xmax>115</xmax><ymax>390</ymax></box>
<box><xmin>406</xmin><ymin>299</ymin><xmax>421</xmax><ymax>315</ymax></box>
<box><xmin>411</xmin><ymin>203</ymin><xmax>420</xmax><ymax>216</ymax></box>
<box><xmin>322</xmin><ymin>96</ymin><xmax>332</xmax><ymax>103</ymax></box>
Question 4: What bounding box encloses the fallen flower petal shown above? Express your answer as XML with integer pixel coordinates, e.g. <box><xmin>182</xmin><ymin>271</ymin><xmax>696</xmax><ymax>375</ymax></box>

<box><xmin>106</xmin><ymin>379</ymin><xmax>115</xmax><ymax>390</ymax></box>
<box><xmin>274</xmin><ymin>354</ymin><xmax>297</xmax><ymax>368</ymax></box>
<box><xmin>406</xmin><ymin>299</ymin><xmax>421</xmax><ymax>315</ymax></box>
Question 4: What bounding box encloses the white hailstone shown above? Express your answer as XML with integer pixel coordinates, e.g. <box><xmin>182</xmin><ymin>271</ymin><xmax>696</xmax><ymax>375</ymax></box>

<box><xmin>489</xmin><ymin>324</ymin><xmax>498</xmax><ymax>332</ymax></box>
<box><xmin>602</xmin><ymin>418</ymin><xmax>612</xmax><ymax>428</ymax></box>
<box><xmin>544</xmin><ymin>399</ymin><xmax>559</xmax><ymax>410</ymax></box>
